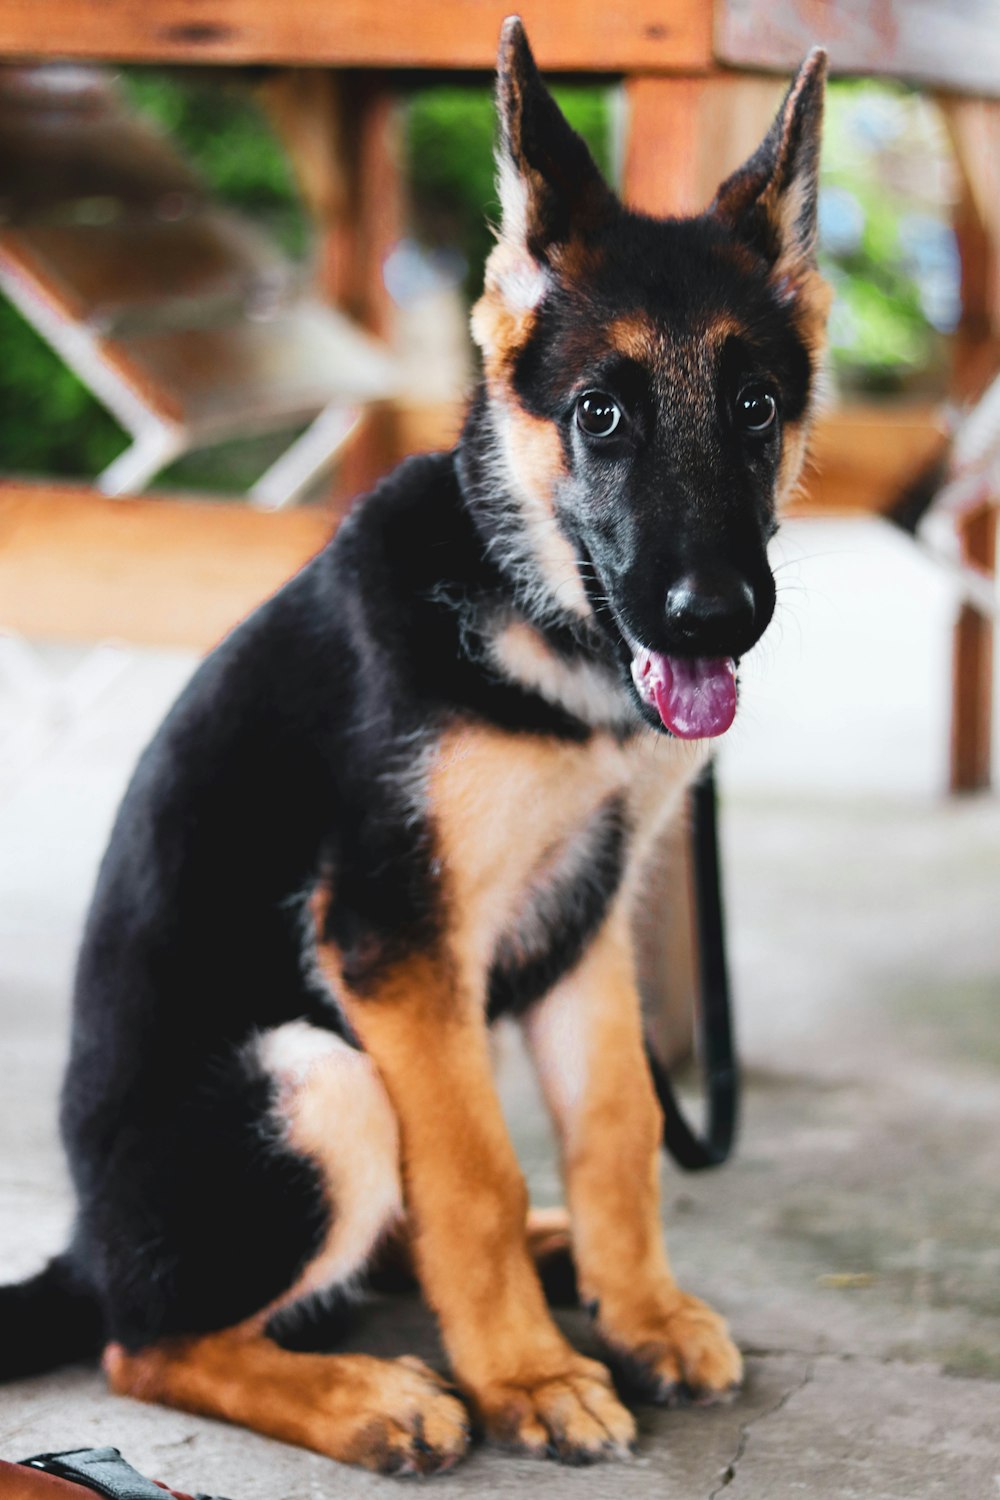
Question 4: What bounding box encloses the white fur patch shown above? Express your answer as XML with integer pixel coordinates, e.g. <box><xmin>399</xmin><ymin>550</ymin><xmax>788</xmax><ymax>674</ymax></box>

<box><xmin>489</xmin><ymin>617</ymin><xmax>636</xmax><ymax>729</ymax></box>
<box><xmin>496</xmin><ymin>410</ymin><xmax>592</xmax><ymax>619</ymax></box>
<box><xmin>490</xmin><ymin>157</ymin><xmax>550</xmax><ymax>311</ymax></box>
<box><xmin>496</xmin><ymin>153</ymin><xmax>529</xmax><ymax>246</ymax></box>
<box><xmin>258</xmin><ymin>1021</ymin><xmax>402</xmax><ymax>1303</ymax></box>
<box><xmin>496</xmin><ymin>251</ymin><xmax>549</xmax><ymax>313</ymax></box>
<box><xmin>258</xmin><ymin>1017</ymin><xmax>344</xmax><ymax>1086</ymax></box>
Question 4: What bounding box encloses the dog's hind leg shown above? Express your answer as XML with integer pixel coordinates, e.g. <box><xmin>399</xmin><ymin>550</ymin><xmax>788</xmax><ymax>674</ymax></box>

<box><xmin>254</xmin><ymin>1020</ymin><xmax>405</xmax><ymax>1307</ymax></box>
<box><xmin>105</xmin><ymin>1332</ymin><xmax>469</xmax><ymax>1475</ymax></box>
<box><xmin>523</xmin><ymin>907</ymin><xmax>743</xmax><ymax>1405</ymax></box>
<box><xmin>105</xmin><ymin>1021</ymin><xmax>470</xmax><ymax>1474</ymax></box>
<box><xmin>371</xmin><ymin>1205</ymin><xmax>577</xmax><ymax>1304</ymax></box>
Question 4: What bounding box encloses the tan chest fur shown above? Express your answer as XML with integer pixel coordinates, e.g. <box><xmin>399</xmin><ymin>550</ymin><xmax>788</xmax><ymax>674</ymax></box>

<box><xmin>426</xmin><ymin>721</ymin><xmax>710</xmax><ymax>995</ymax></box>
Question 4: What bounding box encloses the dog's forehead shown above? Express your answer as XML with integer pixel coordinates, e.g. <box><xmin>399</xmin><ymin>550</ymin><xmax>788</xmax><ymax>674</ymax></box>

<box><xmin>541</xmin><ymin>217</ymin><xmax>776</xmax><ymax>383</ymax></box>
<box><xmin>532</xmin><ymin>289</ymin><xmax>760</xmax><ymax>405</ymax></box>
<box><xmin>605</xmin><ymin>309</ymin><xmax>742</xmax><ymax>374</ymax></box>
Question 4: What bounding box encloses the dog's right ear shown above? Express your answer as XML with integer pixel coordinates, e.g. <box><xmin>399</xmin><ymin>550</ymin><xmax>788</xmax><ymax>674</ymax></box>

<box><xmin>494</xmin><ymin>16</ymin><xmax>616</xmax><ymax>270</ymax></box>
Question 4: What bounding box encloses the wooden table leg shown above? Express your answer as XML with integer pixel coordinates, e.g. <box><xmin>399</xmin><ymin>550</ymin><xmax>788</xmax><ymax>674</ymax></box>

<box><xmin>943</xmin><ymin>98</ymin><xmax>1000</xmax><ymax>792</ymax></box>
<box><xmin>623</xmin><ymin>71</ymin><xmax>782</xmax><ymax>218</ymax></box>
<box><xmin>264</xmin><ymin>69</ymin><xmax>405</xmax><ymax>509</ymax></box>
<box><xmin>951</xmin><ymin>506</ymin><xmax>996</xmax><ymax>792</ymax></box>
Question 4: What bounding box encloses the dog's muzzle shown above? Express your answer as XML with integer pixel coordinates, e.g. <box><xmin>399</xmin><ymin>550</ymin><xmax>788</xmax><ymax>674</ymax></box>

<box><xmin>626</xmin><ymin>564</ymin><xmax>763</xmax><ymax>739</ymax></box>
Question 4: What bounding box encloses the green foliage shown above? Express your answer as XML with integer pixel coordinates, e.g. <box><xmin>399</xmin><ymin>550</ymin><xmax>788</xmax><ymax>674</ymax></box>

<box><xmin>0</xmin><ymin>298</ymin><xmax>125</xmax><ymax>475</ymax></box>
<box><xmin>818</xmin><ymin>80</ymin><xmax>956</xmax><ymax>392</ymax></box>
<box><xmin>405</xmin><ymin>83</ymin><xmax>612</xmax><ymax>298</ymax></box>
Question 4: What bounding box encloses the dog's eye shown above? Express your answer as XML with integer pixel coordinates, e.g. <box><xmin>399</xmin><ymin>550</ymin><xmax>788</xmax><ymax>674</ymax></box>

<box><xmin>735</xmin><ymin>384</ymin><xmax>778</xmax><ymax>436</ymax></box>
<box><xmin>577</xmin><ymin>392</ymin><xmax>622</xmax><ymax>439</ymax></box>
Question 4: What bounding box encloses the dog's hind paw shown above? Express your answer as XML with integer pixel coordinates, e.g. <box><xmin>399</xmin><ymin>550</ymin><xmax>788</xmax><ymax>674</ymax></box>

<box><xmin>472</xmin><ymin>1353</ymin><xmax>636</xmax><ymax>1463</ymax></box>
<box><xmin>600</xmin><ymin>1292</ymin><xmax>743</xmax><ymax>1407</ymax></box>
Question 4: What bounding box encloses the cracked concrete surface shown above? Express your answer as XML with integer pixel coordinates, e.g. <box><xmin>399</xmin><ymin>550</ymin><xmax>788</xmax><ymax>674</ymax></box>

<box><xmin>1</xmin><ymin>649</ymin><xmax>999</xmax><ymax>1497</ymax></box>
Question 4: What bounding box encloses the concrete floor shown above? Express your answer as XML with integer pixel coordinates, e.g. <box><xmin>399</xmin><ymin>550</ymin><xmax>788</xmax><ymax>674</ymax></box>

<box><xmin>1</xmin><ymin>647</ymin><xmax>999</xmax><ymax>1497</ymax></box>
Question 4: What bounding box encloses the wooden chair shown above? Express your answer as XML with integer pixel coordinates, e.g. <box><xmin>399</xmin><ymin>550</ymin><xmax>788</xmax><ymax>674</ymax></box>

<box><xmin>0</xmin><ymin>64</ymin><xmax>398</xmax><ymax>506</ymax></box>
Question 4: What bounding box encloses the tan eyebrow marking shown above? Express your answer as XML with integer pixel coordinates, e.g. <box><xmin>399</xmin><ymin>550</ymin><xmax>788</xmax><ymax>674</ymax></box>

<box><xmin>607</xmin><ymin>313</ymin><xmax>659</xmax><ymax>364</ymax></box>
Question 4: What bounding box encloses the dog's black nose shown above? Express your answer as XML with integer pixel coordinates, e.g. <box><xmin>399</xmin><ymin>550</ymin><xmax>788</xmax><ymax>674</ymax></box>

<box><xmin>664</xmin><ymin>566</ymin><xmax>756</xmax><ymax>655</ymax></box>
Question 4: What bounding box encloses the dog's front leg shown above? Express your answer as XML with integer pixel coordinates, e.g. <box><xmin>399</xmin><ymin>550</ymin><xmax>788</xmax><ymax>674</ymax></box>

<box><xmin>523</xmin><ymin>907</ymin><xmax>743</xmax><ymax>1405</ymax></box>
<box><xmin>331</xmin><ymin>948</ymin><xmax>636</xmax><ymax>1462</ymax></box>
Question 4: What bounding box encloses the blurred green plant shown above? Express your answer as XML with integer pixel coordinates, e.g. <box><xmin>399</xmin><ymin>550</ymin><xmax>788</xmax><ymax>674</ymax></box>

<box><xmin>406</xmin><ymin>83</ymin><xmax>611</xmax><ymax>298</ymax></box>
<box><xmin>817</xmin><ymin>80</ymin><xmax>959</xmax><ymax>393</ymax></box>
<box><xmin>0</xmin><ymin>297</ymin><xmax>124</xmax><ymax>474</ymax></box>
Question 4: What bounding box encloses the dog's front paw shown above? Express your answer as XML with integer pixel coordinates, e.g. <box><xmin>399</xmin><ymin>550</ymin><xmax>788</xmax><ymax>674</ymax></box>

<box><xmin>600</xmin><ymin>1292</ymin><xmax>743</xmax><ymax>1407</ymax></box>
<box><xmin>471</xmin><ymin>1353</ymin><xmax>636</xmax><ymax>1463</ymax></box>
<box><xmin>337</xmin><ymin>1355</ymin><xmax>472</xmax><ymax>1475</ymax></box>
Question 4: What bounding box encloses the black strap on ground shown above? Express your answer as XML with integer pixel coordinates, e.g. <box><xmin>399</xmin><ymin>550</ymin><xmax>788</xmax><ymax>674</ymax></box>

<box><xmin>649</xmin><ymin>760</ymin><xmax>739</xmax><ymax>1171</ymax></box>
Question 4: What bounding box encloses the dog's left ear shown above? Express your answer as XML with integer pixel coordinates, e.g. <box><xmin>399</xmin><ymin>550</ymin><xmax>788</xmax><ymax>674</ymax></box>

<box><xmin>711</xmin><ymin>49</ymin><xmax>827</xmax><ymax>285</ymax></box>
<box><xmin>494</xmin><ymin>16</ymin><xmax>616</xmax><ymax>265</ymax></box>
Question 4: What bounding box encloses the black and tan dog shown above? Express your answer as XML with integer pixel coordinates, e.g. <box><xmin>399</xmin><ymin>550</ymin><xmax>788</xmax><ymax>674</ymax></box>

<box><xmin>1</xmin><ymin>20</ymin><xmax>829</xmax><ymax>1475</ymax></box>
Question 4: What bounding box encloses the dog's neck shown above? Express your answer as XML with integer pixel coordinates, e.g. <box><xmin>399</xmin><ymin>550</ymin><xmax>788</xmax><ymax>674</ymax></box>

<box><xmin>456</xmin><ymin>386</ymin><xmax>595</xmax><ymax>641</ymax></box>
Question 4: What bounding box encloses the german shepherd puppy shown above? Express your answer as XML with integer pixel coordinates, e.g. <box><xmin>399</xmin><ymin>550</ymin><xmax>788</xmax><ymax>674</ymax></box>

<box><xmin>0</xmin><ymin>20</ymin><xmax>829</xmax><ymax>1475</ymax></box>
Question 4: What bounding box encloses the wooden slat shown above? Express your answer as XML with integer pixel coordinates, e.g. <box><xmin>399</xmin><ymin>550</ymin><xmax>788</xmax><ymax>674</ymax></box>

<box><xmin>789</xmin><ymin>403</ymin><xmax>948</xmax><ymax>517</ymax></box>
<box><xmin>716</xmin><ymin>0</ymin><xmax>1000</xmax><ymax>99</ymax></box>
<box><xmin>0</xmin><ymin>482</ymin><xmax>332</xmax><ymax>650</ymax></box>
<box><xmin>0</xmin><ymin>0</ymin><xmax>713</xmax><ymax>71</ymax></box>
<box><xmin>942</xmin><ymin>97</ymin><xmax>1000</xmax><ymax>790</ymax></box>
<box><xmin>324</xmin><ymin>77</ymin><xmax>408</xmax><ymax>503</ymax></box>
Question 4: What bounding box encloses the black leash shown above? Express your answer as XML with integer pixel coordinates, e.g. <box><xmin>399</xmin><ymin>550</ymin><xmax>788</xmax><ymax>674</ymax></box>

<box><xmin>649</xmin><ymin>761</ymin><xmax>739</xmax><ymax>1170</ymax></box>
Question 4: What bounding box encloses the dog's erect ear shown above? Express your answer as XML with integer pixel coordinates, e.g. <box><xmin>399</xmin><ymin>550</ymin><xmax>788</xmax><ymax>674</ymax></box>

<box><xmin>711</xmin><ymin>49</ymin><xmax>827</xmax><ymax>281</ymax></box>
<box><xmin>495</xmin><ymin>16</ymin><xmax>616</xmax><ymax>265</ymax></box>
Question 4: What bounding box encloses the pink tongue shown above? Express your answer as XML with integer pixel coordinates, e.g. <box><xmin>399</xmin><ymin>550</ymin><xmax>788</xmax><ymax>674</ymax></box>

<box><xmin>632</xmin><ymin>652</ymin><xmax>737</xmax><ymax>739</ymax></box>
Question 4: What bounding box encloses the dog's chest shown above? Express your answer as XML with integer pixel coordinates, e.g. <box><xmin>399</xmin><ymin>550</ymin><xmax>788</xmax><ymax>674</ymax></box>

<box><xmin>426</xmin><ymin>721</ymin><xmax>706</xmax><ymax>987</ymax></box>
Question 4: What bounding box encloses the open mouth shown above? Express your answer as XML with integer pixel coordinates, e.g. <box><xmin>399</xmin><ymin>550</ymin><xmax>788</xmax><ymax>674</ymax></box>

<box><xmin>629</xmin><ymin>648</ymin><xmax>737</xmax><ymax>740</ymax></box>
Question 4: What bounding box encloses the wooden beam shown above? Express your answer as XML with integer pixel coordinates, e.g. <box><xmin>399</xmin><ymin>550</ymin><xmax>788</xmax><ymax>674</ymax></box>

<box><xmin>717</xmin><ymin>0</ymin><xmax>1000</xmax><ymax>100</ymax></box>
<box><xmin>0</xmin><ymin>482</ymin><xmax>332</xmax><ymax>651</ymax></box>
<box><xmin>0</xmin><ymin>0</ymin><xmax>713</xmax><ymax>71</ymax></box>
<box><xmin>261</xmin><ymin>70</ymin><xmax>405</xmax><ymax>505</ymax></box>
